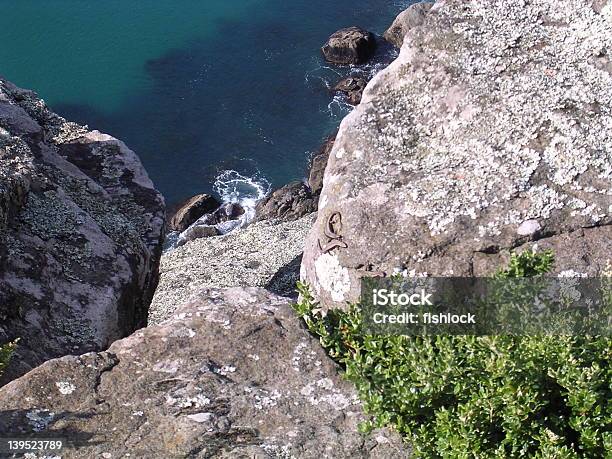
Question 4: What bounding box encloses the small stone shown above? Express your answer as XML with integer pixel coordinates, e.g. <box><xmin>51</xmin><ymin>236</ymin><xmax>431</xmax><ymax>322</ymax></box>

<box><xmin>187</xmin><ymin>412</ymin><xmax>214</xmax><ymax>423</ymax></box>
<box><xmin>517</xmin><ymin>220</ymin><xmax>541</xmax><ymax>236</ymax></box>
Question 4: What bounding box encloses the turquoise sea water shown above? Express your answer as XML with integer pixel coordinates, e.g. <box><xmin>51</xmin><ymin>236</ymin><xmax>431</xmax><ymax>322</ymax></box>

<box><xmin>0</xmin><ymin>1</ymin><xmax>414</xmax><ymax>205</ymax></box>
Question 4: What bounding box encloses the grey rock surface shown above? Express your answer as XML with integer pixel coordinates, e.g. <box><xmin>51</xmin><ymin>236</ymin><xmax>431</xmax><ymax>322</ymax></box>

<box><xmin>0</xmin><ymin>287</ymin><xmax>408</xmax><ymax>458</ymax></box>
<box><xmin>383</xmin><ymin>2</ymin><xmax>434</xmax><ymax>48</ymax></box>
<box><xmin>0</xmin><ymin>79</ymin><xmax>165</xmax><ymax>383</ymax></box>
<box><xmin>301</xmin><ymin>0</ymin><xmax>612</xmax><ymax>309</ymax></box>
<box><xmin>149</xmin><ymin>214</ymin><xmax>316</xmax><ymax>324</ymax></box>
<box><xmin>254</xmin><ymin>181</ymin><xmax>317</xmax><ymax>223</ymax></box>
<box><xmin>321</xmin><ymin>27</ymin><xmax>377</xmax><ymax>65</ymax></box>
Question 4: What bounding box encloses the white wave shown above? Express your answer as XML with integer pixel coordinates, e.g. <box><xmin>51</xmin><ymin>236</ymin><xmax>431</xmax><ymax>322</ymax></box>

<box><xmin>164</xmin><ymin>170</ymin><xmax>271</xmax><ymax>252</ymax></box>
<box><xmin>212</xmin><ymin>169</ymin><xmax>271</xmax><ymax>229</ymax></box>
<box><xmin>325</xmin><ymin>93</ymin><xmax>353</xmax><ymax>118</ymax></box>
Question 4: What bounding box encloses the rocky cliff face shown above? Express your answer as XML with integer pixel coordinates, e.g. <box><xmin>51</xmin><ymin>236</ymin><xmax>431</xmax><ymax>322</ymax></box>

<box><xmin>301</xmin><ymin>0</ymin><xmax>612</xmax><ymax>309</ymax></box>
<box><xmin>0</xmin><ymin>79</ymin><xmax>165</xmax><ymax>382</ymax></box>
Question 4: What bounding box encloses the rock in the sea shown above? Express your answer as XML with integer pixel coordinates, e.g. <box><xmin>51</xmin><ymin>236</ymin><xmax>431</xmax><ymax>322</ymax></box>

<box><xmin>383</xmin><ymin>1</ymin><xmax>434</xmax><ymax>48</ymax></box>
<box><xmin>308</xmin><ymin>133</ymin><xmax>336</xmax><ymax>196</ymax></box>
<box><xmin>174</xmin><ymin>202</ymin><xmax>246</xmax><ymax>246</ymax></box>
<box><xmin>169</xmin><ymin>194</ymin><xmax>220</xmax><ymax>232</ymax></box>
<box><xmin>321</xmin><ymin>27</ymin><xmax>377</xmax><ymax>65</ymax></box>
<box><xmin>214</xmin><ymin>202</ymin><xmax>245</xmax><ymax>222</ymax></box>
<box><xmin>0</xmin><ymin>79</ymin><xmax>165</xmax><ymax>383</ymax></box>
<box><xmin>334</xmin><ymin>77</ymin><xmax>368</xmax><ymax>105</ymax></box>
<box><xmin>254</xmin><ymin>181</ymin><xmax>317</xmax><ymax>222</ymax></box>
<box><xmin>150</xmin><ymin>214</ymin><xmax>315</xmax><ymax>323</ymax></box>
<box><xmin>0</xmin><ymin>287</ymin><xmax>408</xmax><ymax>458</ymax></box>
<box><xmin>176</xmin><ymin>224</ymin><xmax>220</xmax><ymax>246</ymax></box>
<box><xmin>302</xmin><ymin>0</ymin><xmax>612</xmax><ymax>310</ymax></box>
<box><xmin>182</xmin><ymin>202</ymin><xmax>245</xmax><ymax>228</ymax></box>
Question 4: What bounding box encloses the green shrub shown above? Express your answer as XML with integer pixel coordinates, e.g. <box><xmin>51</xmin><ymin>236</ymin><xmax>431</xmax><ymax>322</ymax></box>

<box><xmin>0</xmin><ymin>340</ymin><xmax>17</xmax><ymax>378</ymax></box>
<box><xmin>294</xmin><ymin>251</ymin><xmax>611</xmax><ymax>458</ymax></box>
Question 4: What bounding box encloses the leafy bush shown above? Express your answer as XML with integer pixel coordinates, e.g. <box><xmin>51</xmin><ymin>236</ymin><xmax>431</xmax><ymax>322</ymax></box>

<box><xmin>294</xmin><ymin>251</ymin><xmax>611</xmax><ymax>458</ymax></box>
<box><xmin>0</xmin><ymin>340</ymin><xmax>17</xmax><ymax>378</ymax></box>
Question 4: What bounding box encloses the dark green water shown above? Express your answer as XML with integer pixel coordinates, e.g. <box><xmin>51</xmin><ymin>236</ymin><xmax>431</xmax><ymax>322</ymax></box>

<box><xmin>0</xmin><ymin>1</ymin><xmax>413</xmax><ymax>205</ymax></box>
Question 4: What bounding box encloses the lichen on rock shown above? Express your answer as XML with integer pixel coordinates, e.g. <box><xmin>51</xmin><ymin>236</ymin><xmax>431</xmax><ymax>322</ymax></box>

<box><xmin>302</xmin><ymin>0</ymin><xmax>612</xmax><ymax>309</ymax></box>
<box><xmin>0</xmin><ymin>79</ymin><xmax>165</xmax><ymax>383</ymax></box>
<box><xmin>0</xmin><ymin>288</ymin><xmax>407</xmax><ymax>458</ymax></box>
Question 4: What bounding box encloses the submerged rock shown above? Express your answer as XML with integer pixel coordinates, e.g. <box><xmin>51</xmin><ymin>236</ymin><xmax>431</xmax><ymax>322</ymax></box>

<box><xmin>0</xmin><ymin>287</ymin><xmax>408</xmax><ymax>458</ymax></box>
<box><xmin>169</xmin><ymin>194</ymin><xmax>220</xmax><ymax>232</ymax></box>
<box><xmin>302</xmin><ymin>0</ymin><xmax>612</xmax><ymax>310</ymax></box>
<box><xmin>254</xmin><ymin>181</ymin><xmax>317</xmax><ymax>222</ymax></box>
<box><xmin>383</xmin><ymin>1</ymin><xmax>434</xmax><ymax>48</ymax></box>
<box><xmin>0</xmin><ymin>79</ymin><xmax>165</xmax><ymax>383</ymax></box>
<box><xmin>321</xmin><ymin>27</ymin><xmax>377</xmax><ymax>65</ymax></box>
<box><xmin>334</xmin><ymin>77</ymin><xmax>368</xmax><ymax>105</ymax></box>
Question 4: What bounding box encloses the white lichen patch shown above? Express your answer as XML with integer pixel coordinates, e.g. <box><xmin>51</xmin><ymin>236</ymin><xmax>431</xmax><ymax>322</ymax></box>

<box><xmin>253</xmin><ymin>389</ymin><xmax>282</xmax><ymax>410</ymax></box>
<box><xmin>169</xmin><ymin>327</ymin><xmax>196</xmax><ymax>338</ymax></box>
<box><xmin>291</xmin><ymin>340</ymin><xmax>318</xmax><ymax>372</ymax></box>
<box><xmin>300</xmin><ymin>378</ymin><xmax>357</xmax><ymax>410</ymax></box>
<box><xmin>314</xmin><ymin>253</ymin><xmax>351</xmax><ymax>302</ymax></box>
<box><xmin>213</xmin><ymin>365</ymin><xmax>236</xmax><ymax>376</ymax></box>
<box><xmin>262</xmin><ymin>443</ymin><xmax>293</xmax><ymax>459</ymax></box>
<box><xmin>55</xmin><ymin>381</ymin><xmax>76</xmax><ymax>395</ymax></box>
<box><xmin>165</xmin><ymin>391</ymin><xmax>211</xmax><ymax>409</ymax></box>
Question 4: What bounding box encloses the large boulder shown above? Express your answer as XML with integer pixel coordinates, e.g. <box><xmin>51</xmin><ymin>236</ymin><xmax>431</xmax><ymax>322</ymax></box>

<box><xmin>168</xmin><ymin>194</ymin><xmax>220</xmax><ymax>232</ymax></box>
<box><xmin>0</xmin><ymin>288</ymin><xmax>408</xmax><ymax>458</ymax></box>
<box><xmin>334</xmin><ymin>77</ymin><xmax>368</xmax><ymax>105</ymax></box>
<box><xmin>383</xmin><ymin>2</ymin><xmax>434</xmax><ymax>48</ymax></box>
<box><xmin>301</xmin><ymin>0</ymin><xmax>612</xmax><ymax>310</ymax></box>
<box><xmin>321</xmin><ymin>27</ymin><xmax>377</xmax><ymax>65</ymax></box>
<box><xmin>0</xmin><ymin>79</ymin><xmax>165</xmax><ymax>383</ymax></box>
<box><xmin>254</xmin><ymin>181</ymin><xmax>317</xmax><ymax>222</ymax></box>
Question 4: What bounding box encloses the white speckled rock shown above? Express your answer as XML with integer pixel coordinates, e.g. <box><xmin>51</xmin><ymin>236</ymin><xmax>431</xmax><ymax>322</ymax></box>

<box><xmin>0</xmin><ymin>79</ymin><xmax>165</xmax><ymax>383</ymax></box>
<box><xmin>149</xmin><ymin>214</ymin><xmax>316</xmax><ymax>324</ymax></box>
<box><xmin>302</xmin><ymin>0</ymin><xmax>612</xmax><ymax>310</ymax></box>
<box><xmin>0</xmin><ymin>288</ymin><xmax>408</xmax><ymax>458</ymax></box>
